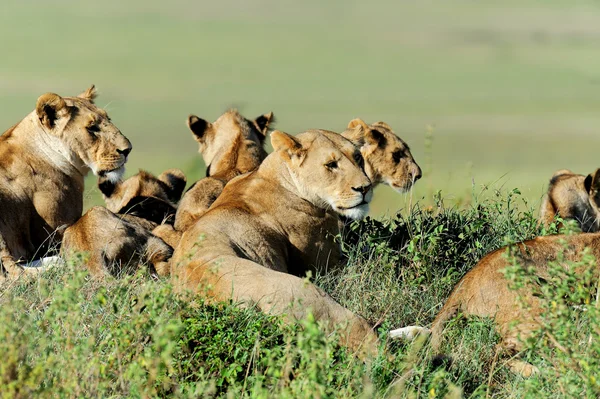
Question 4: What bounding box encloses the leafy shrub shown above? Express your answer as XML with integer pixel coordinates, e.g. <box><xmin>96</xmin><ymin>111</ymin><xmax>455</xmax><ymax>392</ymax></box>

<box><xmin>1</xmin><ymin>187</ymin><xmax>595</xmax><ymax>398</ymax></box>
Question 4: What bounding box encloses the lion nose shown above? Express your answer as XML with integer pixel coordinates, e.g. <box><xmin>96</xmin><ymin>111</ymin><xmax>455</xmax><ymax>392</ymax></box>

<box><xmin>352</xmin><ymin>184</ymin><xmax>371</xmax><ymax>196</ymax></box>
<box><xmin>411</xmin><ymin>165</ymin><xmax>422</xmax><ymax>181</ymax></box>
<box><xmin>117</xmin><ymin>147</ymin><xmax>132</xmax><ymax>157</ymax></box>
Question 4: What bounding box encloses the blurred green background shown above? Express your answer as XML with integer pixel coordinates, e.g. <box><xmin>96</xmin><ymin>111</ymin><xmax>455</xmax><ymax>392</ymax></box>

<box><xmin>2</xmin><ymin>0</ymin><xmax>599</xmax><ymax>216</ymax></box>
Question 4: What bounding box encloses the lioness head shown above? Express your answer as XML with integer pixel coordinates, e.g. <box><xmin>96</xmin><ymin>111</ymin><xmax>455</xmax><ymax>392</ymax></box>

<box><xmin>99</xmin><ymin>169</ymin><xmax>187</xmax><ymax>223</ymax></box>
<box><xmin>343</xmin><ymin>119</ymin><xmax>421</xmax><ymax>192</ymax></box>
<box><xmin>186</xmin><ymin>109</ymin><xmax>273</xmax><ymax>178</ymax></box>
<box><xmin>271</xmin><ymin>129</ymin><xmax>372</xmax><ymax>220</ymax></box>
<box><xmin>540</xmin><ymin>168</ymin><xmax>600</xmax><ymax>232</ymax></box>
<box><xmin>34</xmin><ymin>85</ymin><xmax>132</xmax><ymax>180</ymax></box>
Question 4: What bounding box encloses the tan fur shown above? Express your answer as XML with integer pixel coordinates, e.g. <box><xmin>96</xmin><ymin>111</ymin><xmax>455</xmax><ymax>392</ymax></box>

<box><xmin>539</xmin><ymin>168</ymin><xmax>600</xmax><ymax>232</ymax></box>
<box><xmin>301</xmin><ymin>119</ymin><xmax>422</xmax><ymax>275</ymax></box>
<box><xmin>60</xmin><ymin>169</ymin><xmax>187</xmax><ymax>277</ymax></box>
<box><xmin>171</xmin><ymin>130</ymin><xmax>377</xmax><ymax>355</ymax></box>
<box><xmin>423</xmin><ymin>233</ymin><xmax>600</xmax><ymax>376</ymax></box>
<box><xmin>99</xmin><ymin>168</ymin><xmax>186</xmax><ymax>224</ymax></box>
<box><xmin>174</xmin><ymin>109</ymin><xmax>273</xmax><ymax>233</ymax></box>
<box><xmin>343</xmin><ymin>119</ymin><xmax>421</xmax><ymax>192</ymax></box>
<box><xmin>152</xmin><ymin>224</ymin><xmax>182</xmax><ymax>249</ymax></box>
<box><xmin>0</xmin><ymin>87</ymin><xmax>131</xmax><ymax>278</ymax></box>
<box><xmin>62</xmin><ymin>207</ymin><xmax>172</xmax><ymax>277</ymax></box>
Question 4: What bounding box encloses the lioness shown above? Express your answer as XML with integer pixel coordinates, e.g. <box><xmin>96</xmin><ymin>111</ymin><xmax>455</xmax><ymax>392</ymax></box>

<box><xmin>62</xmin><ymin>206</ymin><xmax>172</xmax><ymax>277</ymax></box>
<box><xmin>171</xmin><ymin>129</ymin><xmax>377</xmax><ymax>354</ymax></box>
<box><xmin>100</xmin><ymin>168</ymin><xmax>187</xmax><ymax>226</ymax></box>
<box><xmin>390</xmin><ymin>233</ymin><xmax>600</xmax><ymax>376</ymax></box>
<box><xmin>174</xmin><ymin>109</ymin><xmax>273</xmax><ymax>233</ymax></box>
<box><xmin>539</xmin><ymin>168</ymin><xmax>600</xmax><ymax>232</ymax></box>
<box><xmin>61</xmin><ymin>169</ymin><xmax>187</xmax><ymax>277</ymax></box>
<box><xmin>342</xmin><ymin>118</ymin><xmax>421</xmax><ymax>192</ymax></box>
<box><xmin>0</xmin><ymin>86</ymin><xmax>131</xmax><ymax>278</ymax></box>
<box><xmin>299</xmin><ymin>118</ymin><xmax>422</xmax><ymax>275</ymax></box>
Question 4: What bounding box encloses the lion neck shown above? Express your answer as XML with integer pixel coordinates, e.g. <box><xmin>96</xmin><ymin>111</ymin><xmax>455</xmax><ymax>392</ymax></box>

<box><xmin>256</xmin><ymin>153</ymin><xmax>325</xmax><ymax>215</ymax></box>
<box><xmin>207</xmin><ymin>136</ymin><xmax>266</xmax><ymax>182</ymax></box>
<box><xmin>360</xmin><ymin>146</ymin><xmax>382</xmax><ymax>186</ymax></box>
<box><xmin>18</xmin><ymin>112</ymin><xmax>90</xmax><ymax>179</ymax></box>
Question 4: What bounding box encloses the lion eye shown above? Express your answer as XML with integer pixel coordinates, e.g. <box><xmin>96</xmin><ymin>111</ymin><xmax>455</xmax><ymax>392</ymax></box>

<box><xmin>87</xmin><ymin>124</ymin><xmax>100</xmax><ymax>137</ymax></box>
<box><xmin>353</xmin><ymin>152</ymin><xmax>364</xmax><ymax>168</ymax></box>
<box><xmin>392</xmin><ymin>150</ymin><xmax>402</xmax><ymax>164</ymax></box>
<box><xmin>325</xmin><ymin>160</ymin><xmax>338</xmax><ymax>169</ymax></box>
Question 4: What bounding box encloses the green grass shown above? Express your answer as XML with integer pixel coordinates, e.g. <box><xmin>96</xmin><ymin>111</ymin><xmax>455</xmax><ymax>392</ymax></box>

<box><xmin>3</xmin><ymin>2</ymin><xmax>600</xmax><ymax>396</ymax></box>
<box><xmin>4</xmin><ymin>187</ymin><xmax>598</xmax><ymax>398</ymax></box>
<box><xmin>2</xmin><ymin>0</ymin><xmax>600</xmax><ymax>215</ymax></box>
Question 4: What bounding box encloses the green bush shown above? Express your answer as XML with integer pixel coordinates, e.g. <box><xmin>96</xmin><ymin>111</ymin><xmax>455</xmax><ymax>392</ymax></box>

<box><xmin>1</xmin><ymin>187</ymin><xmax>596</xmax><ymax>398</ymax></box>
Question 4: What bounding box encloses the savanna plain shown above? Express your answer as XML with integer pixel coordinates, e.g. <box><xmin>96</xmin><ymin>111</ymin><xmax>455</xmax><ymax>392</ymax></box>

<box><xmin>2</xmin><ymin>1</ymin><xmax>600</xmax><ymax>397</ymax></box>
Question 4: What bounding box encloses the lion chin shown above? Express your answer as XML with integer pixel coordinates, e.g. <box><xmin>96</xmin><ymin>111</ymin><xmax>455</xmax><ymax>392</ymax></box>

<box><xmin>97</xmin><ymin>165</ymin><xmax>125</xmax><ymax>183</ymax></box>
<box><xmin>334</xmin><ymin>203</ymin><xmax>370</xmax><ymax>220</ymax></box>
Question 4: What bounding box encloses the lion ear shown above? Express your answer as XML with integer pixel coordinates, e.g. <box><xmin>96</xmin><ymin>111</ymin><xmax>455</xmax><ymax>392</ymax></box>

<box><xmin>36</xmin><ymin>93</ymin><xmax>68</xmax><ymax>129</ymax></box>
<box><xmin>187</xmin><ymin>115</ymin><xmax>212</xmax><ymax>141</ymax></box>
<box><xmin>365</xmin><ymin>127</ymin><xmax>386</xmax><ymax>148</ymax></box>
<box><xmin>372</xmin><ymin>121</ymin><xmax>392</xmax><ymax>131</ymax></box>
<box><xmin>78</xmin><ymin>85</ymin><xmax>97</xmax><ymax>103</ymax></box>
<box><xmin>254</xmin><ymin>112</ymin><xmax>274</xmax><ymax>138</ymax></box>
<box><xmin>271</xmin><ymin>130</ymin><xmax>303</xmax><ymax>156</ymax></box>
<box><xmin>342</xmin><ymin>123</ymin><xmax>365</xmax><ymax>146</ymax></box>
<box><xmin>347</xmin><ymin>118</ymin><xmax>369</xmax><ymax>132</ymax></box>
<box><xmin>158</xmin><ymin>168</ymin><xmax>187</xmax><ymax>203</ymax></box>
<box><xmin>585</xmin><ymin>168</ymin><xmax>600</xmax><ymax>194</ymax></box>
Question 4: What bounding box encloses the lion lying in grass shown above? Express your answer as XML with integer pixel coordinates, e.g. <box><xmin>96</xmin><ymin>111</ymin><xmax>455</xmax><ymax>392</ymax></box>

<box><xmin>294</xmin><ymin>118</ymin><xmax>422</xmax><ymax>275</ymax></box>
<box><xmin>171</xmin><ymin>129</ymin><xmax>378</xmax><ymax>354</ymax></box>
<box><xmin>174</xmin><ymin>109</ymin><xmax>273</xmax><ymax>233</ymax></box>
<box><xmin>390</xmin><ymin>232</ymin><xmax>600</xmax><ymax>376</ymax></box>
<box><xmin>539</xmin><ymin>168</ymin><xmax>600</xmax><ymax>232</ymax></box>
<box><xmin>62</xmin><ymin>169</ymin><xmax>187</xmax><ymax>277</ymax></box>
<box><xmin>0</xmin><ymin>86</ymin><xmax>131</xmax><ymax>279</ymax></box>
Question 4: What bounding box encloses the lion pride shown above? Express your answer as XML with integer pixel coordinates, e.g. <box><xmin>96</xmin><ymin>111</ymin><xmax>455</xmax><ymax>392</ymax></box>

<box><xmin>0</xmin><ymin>86</ymin><xmax>131</xmax><ymax>278</ymax></box>
<box><xmin>171</xmin><ymin>129</ymin><xmax>377</xmax><ymax>354</ymax></box>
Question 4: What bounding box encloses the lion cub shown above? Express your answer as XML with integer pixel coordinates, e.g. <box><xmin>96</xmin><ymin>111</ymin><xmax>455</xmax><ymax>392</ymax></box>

<box><xmin>61</xmin><ymin>169</ymin><xmax>186</xmax><ymax>277</ymax></box>
<box><xmin>539</xmin><ymin>168</ymin><xmax>600</xmax><ymax>232</ymax></box>
<box><xmin>0</xmin><ymin>86</ymin><xmax>131</xmax><ymax>279</ymax></box>
<box><xmin>174</xmin><ymin>109</ymin><xmax>274</xmax><ymax>233</ymax></box>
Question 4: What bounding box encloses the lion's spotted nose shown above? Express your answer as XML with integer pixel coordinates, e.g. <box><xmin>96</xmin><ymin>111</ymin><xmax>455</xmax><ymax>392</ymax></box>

<box><xmin>411</xmin><ymin>165</ymin><xmax>422</xmax><ymax>181</ymax></box>
<box><xmin>352</xmin><ymin>184</ymin><xmax>372</xmax><ymax>196</ymax></box>
<box><xmin>117</xmin><ymin>146</ymin><xmax>132</xmax><ymax>158</ymax></box>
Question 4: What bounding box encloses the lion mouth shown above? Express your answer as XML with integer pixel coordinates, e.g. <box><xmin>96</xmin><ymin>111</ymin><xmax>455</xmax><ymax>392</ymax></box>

<box><xmin>337</xmin><ymin>200</ymin><xmax>369</xmax><ymax>210</ymax></box>
<box><xmin>391</xmin><ymin>182</ymin><xmax>414</xmax><ymax>193</ymax></box>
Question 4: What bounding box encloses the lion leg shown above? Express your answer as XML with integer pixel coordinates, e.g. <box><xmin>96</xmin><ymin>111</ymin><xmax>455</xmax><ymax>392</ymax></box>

<box><xmin>496</xmin><ymin>313</ymin><xmax>541</xmax><ymax>377</ymax></box>
<box><xmin>152</xmin><ymin>224</ymin><xmax>182</xmax><ymax>249</ymax></box>
<box><xmin>389</xmin><ymin>326</ymin><xmax>431</xmax><ymax>341</ymax></box>
<box><xmin>0</xmin><ymin>233</ymin><xmax>23</xmax><ymax>279</ymax></box>
<box><xmin>144</xmin><ymin>235</ymin><xmax>173</xmax><ymax>277</ymax></box>
<box><xmin>173</xmin><ymin>255</ymin><xmax>379</xmax><ymax>357</ymax></box>
<box><xmin>505</xmin><ymin>359</ymin><xmax>539</xmax><ymax>377</ymax></box>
